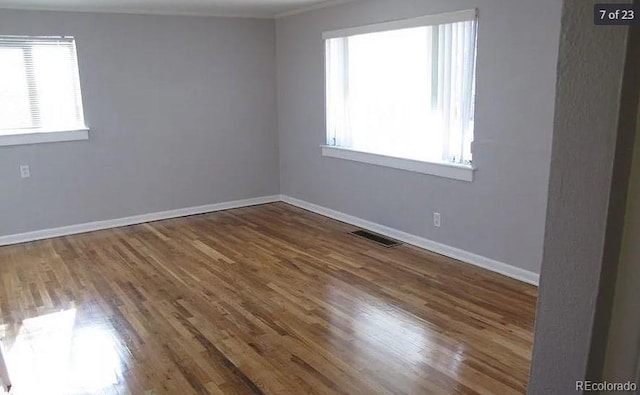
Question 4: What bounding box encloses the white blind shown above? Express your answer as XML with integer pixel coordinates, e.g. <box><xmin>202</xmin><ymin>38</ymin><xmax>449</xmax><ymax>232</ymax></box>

<box><xmin>0</xmin><ymin>36</ymin><xmax>86</xmax><ymax>133</ymax></box>
<box><xmin>325</xmin><ymin>11</ymin><xmax>477</xmax><ymax>165</ymax></box>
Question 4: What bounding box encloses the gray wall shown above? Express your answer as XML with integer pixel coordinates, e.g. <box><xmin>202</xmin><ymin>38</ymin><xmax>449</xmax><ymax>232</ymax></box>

<box><xmin>0</xmin><ymin>10</ymin><xmax>278</xmax><ymax>237</ymax></box>
<box><xmin>528</xmin><ymin>0</ymin><xmax>633</xmax><ymax>393</ymax></box>
<box><xmin>276</xmin><ymin>0</ymin><xmax>562</xmax><ymax>274</ymax></box>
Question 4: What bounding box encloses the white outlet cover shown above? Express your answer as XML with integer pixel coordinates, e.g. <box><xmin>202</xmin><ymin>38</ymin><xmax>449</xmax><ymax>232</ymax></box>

<box><xmin>20</xmin><ymin>165</ymin><xmax>30</xmax><ymax>178</ymax></box>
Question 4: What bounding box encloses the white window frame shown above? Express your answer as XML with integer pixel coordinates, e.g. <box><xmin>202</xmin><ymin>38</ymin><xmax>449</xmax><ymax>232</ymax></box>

<box><xmin>322</xmin><ymin>9</ymin><xmax>478</xmax><ymax>182</ymax></box>
<box><xmin>0</xmin><ymin>35</ymin><xmax>89</xmax><ymax>147</ymax></box>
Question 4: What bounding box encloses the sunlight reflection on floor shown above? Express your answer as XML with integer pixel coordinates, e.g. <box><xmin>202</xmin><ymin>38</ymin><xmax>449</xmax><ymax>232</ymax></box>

<box><xmin>5</xmin><ymin>309</ymin><xmax>123</xmax><ymax>395</ymax></box>
<box><xmin>349</xmin><ymin>300</ymin><xmax>466</xmax><ymax>392</ymax></box>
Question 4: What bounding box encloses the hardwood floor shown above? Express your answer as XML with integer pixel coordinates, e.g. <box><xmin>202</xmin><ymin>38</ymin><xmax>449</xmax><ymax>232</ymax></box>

<box><xmin>0</xmin><ymin>202</ymin><xmax>537</xmax><ymax>394</ymax></box>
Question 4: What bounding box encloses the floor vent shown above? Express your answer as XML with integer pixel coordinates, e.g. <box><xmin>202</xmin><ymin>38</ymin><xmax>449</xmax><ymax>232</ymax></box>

<box><xmin>350</xmin><ymin>230</ymin><xmax>402</xmax><ymax>248</ymax></box>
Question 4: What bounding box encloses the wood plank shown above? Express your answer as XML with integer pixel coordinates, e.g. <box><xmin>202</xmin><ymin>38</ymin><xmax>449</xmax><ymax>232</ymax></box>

<box><xmin>0</xmin><ymin>202</ymin><xmax>537</xmax><ymax>394</ymax></box>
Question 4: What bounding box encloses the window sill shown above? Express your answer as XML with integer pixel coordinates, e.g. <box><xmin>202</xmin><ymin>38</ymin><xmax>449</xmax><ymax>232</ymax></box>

<box><xmin>0</xmin><ymin>128</ymin><xmax>90</xmax><ymax>147</ymax></box>
<box><xmin>321</xmin><ymin>145</ymin><xmax>476</xmax><ymax>182</ymax></box>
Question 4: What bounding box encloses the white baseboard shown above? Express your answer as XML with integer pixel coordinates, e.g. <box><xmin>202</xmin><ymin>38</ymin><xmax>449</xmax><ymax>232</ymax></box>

<box><xmin>279</xmin><ymin>195</ymin><xmax>540</xmax><ymax>286</ymax></box>
<box><xmin>0</xmin><ymin>195</ymin><xmax>280</xmax><ymax>247</ymax></box>
<box><xmin>0</xmin><ymin>193</ymin><xmax>539</xmax><ymax>286</ymax></box>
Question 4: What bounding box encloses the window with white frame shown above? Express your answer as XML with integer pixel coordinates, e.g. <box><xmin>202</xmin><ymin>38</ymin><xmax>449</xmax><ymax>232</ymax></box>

<box><xmin>0</xmin><ymin>36</ymin><xmax>87</xmax><ymax>136</ymax></box>
<box><xmin>324</xmin><ymin>10</ymin><xmax>478</xmax><ymax>167</ymax></box>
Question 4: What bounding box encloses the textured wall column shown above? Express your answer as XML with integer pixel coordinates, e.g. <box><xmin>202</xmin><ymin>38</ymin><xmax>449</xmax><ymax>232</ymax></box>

<box><xmin>528</xmin><ymin>0</ymin><xmax>635</xmax><ymax>393</ymax></box>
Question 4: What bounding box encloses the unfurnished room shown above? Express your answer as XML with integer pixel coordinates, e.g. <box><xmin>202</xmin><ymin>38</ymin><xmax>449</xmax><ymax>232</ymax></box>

<box><xmin>0</xmin><ymin>0</ymin><xmax>639</xmax><ymax>394</ymax></box>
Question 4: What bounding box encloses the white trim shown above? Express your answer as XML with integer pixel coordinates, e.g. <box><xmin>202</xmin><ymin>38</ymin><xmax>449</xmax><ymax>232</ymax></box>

<box><xmin>0</xmin><ymin>128</ymin><xmax>89</xmax><ymax>147</ymax></box>
<box><xmin>0</xmin><ymin>5</ymin><xmax>272</xmax><ymax>19</ymax></box>
<box><xmin>0</xmin><ymin>193</ymin><xmax>539</xmax><ymax>286</ymax></box>
<box><xmin>275</xmin><ymin>0</ymin><xmax>354</xmax><ymax>19</ymax></box>
<box><xmin>1</xmin><ymin>0</ymin><xmax>355</xmax><ymax>19</ymax></box>
<box><xmin>0</xmin><ymin>195</ymin><xmax>280</xmax><ymax>247</ymax></box>
<box><xmin>280</xmin><ymin>195</ymin><xmax>540</xmax><ymax>286</ymax></box>
<box><xmin>321</xmin><ymin>145</ymin><xmax>476</xmax><ymax>182</ymax></box>
<box><xmin>322</xmin><ymin>9</ymin><xmax>478</xmax><ymax>39</ymax></box>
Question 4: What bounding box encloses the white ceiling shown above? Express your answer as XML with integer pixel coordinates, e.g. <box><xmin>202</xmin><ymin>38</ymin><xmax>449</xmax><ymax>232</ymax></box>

<box><xmin>0</xmin><ymin>0</ymin><xmax>347</xmax><ymax>18</ymax></box>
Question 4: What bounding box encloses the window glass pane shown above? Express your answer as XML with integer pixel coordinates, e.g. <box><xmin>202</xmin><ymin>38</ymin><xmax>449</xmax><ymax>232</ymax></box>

<box><xmin>0</xmin><ymin>47</ymin><xmax>33</xmax><ymax>130</ymax></box>
<box><xmin>32</xmin><ymin>45</ymin><xmax>81</xmax><ymax>129</ymax></box>
<box><xmin>325</xmin><ymin>13</ymin><xmax>477</xmax><ymax>165</ymax></box>
<box><xmin>346</xmin><ymin>27</ymin><xmax>441</xmax><ymax>162</ymax></box>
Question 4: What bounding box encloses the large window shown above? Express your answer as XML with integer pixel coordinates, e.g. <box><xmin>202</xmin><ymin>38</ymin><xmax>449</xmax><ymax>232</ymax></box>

<box><xmin>324</xmin><ymin>10</ymin><xmax>478</xmax><ymax>174</ymax></box>
<box><xmin>0</xmin><ymin>36</ymin><xmax>87</xmax><ymax>137</ymax></box>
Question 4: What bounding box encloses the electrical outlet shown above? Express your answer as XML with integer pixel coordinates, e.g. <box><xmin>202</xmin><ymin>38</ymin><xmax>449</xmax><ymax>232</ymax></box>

<box><xmin>433</xmin><ymin>212</ymin><xmax>441</xmax><ymax>228</ymax></box>
<box><xmin>20</xmin><ymin>165</ymin><xmax>30</xmax><ymax>178</ymax></box>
